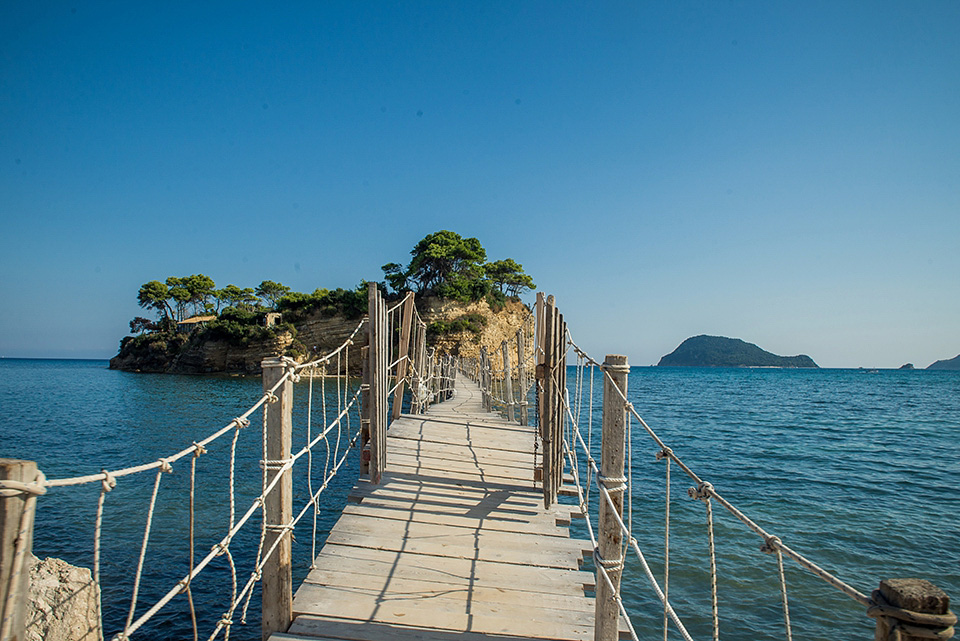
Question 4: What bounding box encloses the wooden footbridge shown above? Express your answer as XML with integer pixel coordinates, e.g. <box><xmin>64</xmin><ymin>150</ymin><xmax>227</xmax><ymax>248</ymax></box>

<box><xmin>276</xmin><ymin>376</ymin><xmax>599</xmax><ymax>641</ymax></box>
<box><xmin>1</xmin><ymin>286</ymin><xmax>954</xmax><ymax>641</ymax></box>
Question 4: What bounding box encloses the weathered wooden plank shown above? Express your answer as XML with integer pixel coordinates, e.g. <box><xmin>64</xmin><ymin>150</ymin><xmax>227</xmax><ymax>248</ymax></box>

<box><xmin>309</xmin><ymin>543</ymin><xmax>594</xmax><ymax>597</ymax></box>
<box><xmin>295</xmin><ymin>567</ymin><xmax>596</xmax><ymax>614</ymax></box>
<box><xmin>385</xmin><ymin>439</ymin><xmax>535</xmax><ymax>467</ymax></box>
<box><xmin>339</xmin><ymin>503</ymin><xmax>570</xmax><ymax>537</ymax></box>
<box><xmin>323</xmin><ymin>529</ymin><xmax>584</xmax><ymax>570</ymax></box>
<box><xmin>291</xmin><ymin>585</ymin><xmax>594</xmax><ymax>641</ymax></box>
<box><xmin>325</xmin><ymin>512</ymin><xmax>586</xmax><ymax>556</ymax></box>
<box><xmin>283</xmin><ymin>615</ymin><xmax>582</xmax><ymax>641</ymax></box>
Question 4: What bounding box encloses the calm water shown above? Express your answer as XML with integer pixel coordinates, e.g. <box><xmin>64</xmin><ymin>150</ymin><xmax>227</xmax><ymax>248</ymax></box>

<box><xmin>2</xmin><ymin>359</ymin><xmax>958</xmax><ymax>641</ymax></box>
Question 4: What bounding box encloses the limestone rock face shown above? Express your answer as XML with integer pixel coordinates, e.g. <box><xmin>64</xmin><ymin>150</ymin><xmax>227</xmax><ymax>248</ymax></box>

<box><xmin>419</xmin><ymin>297</ymin><xmax>531</xmax><ymax>365</ymax></box>
<box><xmin>26</xmin><ymin>555</ymin><xmax>102</xmax><ymax>641</ymax></box>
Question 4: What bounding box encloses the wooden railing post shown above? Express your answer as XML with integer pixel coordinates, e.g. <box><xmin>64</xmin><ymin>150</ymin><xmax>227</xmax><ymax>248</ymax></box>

<box><xmin>479</xmin><ymin>347</ymin><xmax>489</xmax><ymax>412</ymax></box>
<box><xmin>391</xmin><ymin>293</ymin><xmax>415</xmax><ymax>421</ymax></box>
<box><xmin>517</xmin><ymin>329</ymin><xmax>528</xmax><ymax>426</ymax></box>
<box><xmin>260</xmin><ymin>358</ymin><xmax>293</xmax><ymax>641</ymax></box>
<box><xmin>410</xmin><ymin>321</ymin><xmax>427</xmax><ymax>414</ymax></box>
<box><xmin>540</xmin><ymin>295</ymin><xmax>557</xmax><ymax>507</ymax></box>
<box><xmin>1</xmin><ymin>458</ymin><xmax>39</xmax><ymax>641</ymax></box>
<box><xmin>872</xmin><ymin>579</ymin><xmax>955</xmax><ymax>641</ymax></box>
<box><xmin>366</xmin><ymin>283</ymin><xmax>387</xmax><ymax>484</ymax></box>
<box><xmin>502</xmin><ymin>340</ymin><xmax>515</xmax><ymax>422</ymax></box>
<box><xmin>595</xmin><ymin>354</ymin><xmax>629</xmax><ymax>641</ymax></box>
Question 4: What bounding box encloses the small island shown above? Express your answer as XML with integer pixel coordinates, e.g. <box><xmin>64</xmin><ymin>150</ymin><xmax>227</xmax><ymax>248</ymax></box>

<box><xmin>658</xmin><ymin>335</ymin><xmax>818</xmax><ymax>368</ymax></box>
<box><xmin>927</xmin><ymin>354</ymin><xmax>960</xmax><ymax>370</ymax></box>
<box><xmin>110</xmin><ymin>231</ymin><xmax>535</xmax><ymax>374</ymax></box>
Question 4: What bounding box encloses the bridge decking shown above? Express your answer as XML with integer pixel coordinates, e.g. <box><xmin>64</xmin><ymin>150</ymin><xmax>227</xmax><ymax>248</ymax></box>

<box><xmin>273</xmin><ymin>377</ymin><xmax>597</xmax><ymax>641</ymax></box>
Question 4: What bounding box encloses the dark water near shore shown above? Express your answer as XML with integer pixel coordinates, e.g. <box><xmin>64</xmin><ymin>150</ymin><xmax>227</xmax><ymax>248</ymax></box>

<box><xmin>2</xmin><ymin>359</ymin><xmax>958</xmax><ymax>640</ymax></box>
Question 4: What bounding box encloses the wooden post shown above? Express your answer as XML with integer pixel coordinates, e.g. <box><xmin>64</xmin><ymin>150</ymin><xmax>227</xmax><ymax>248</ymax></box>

<box><xmin>478</xmin><ymin>348</ymin><xmax>489</xmax><ymax>412</ymax></box>
<box><xmin>872</xmin><ymin>578</ymin><xmax>954</xmax><ymax>641</ymax></box>
<box><xmin>260</xmin><ymin>358</ymin><xmax>293</xmax><ymax>641</ymax></box>
<box><xmin>391</xmin><ymin>293</ymin><xmax>415</xmax><ymax>421</ymax></box>
<box><xmin>540</xmin><ymin>296</ymin><xmax>556</xmax><ymax>507</ymax></box>
<box><xmin>410</xmin><ymin>322</ymin><xmax>427</xmax><ymax>414</ymax></box>
<box><xmin>1</xmin><ymin>459</ymin><xmax>39</xmax><ymax>641</ymax></box>
<box><xmin>485</xmin><ymin>352</ymin><xmax>493</xmax><ymax>410</ymax></box>
<box><xmin>595</xmin><ymin>354</ymin><xmax>629</xmax><ymax>641</ymax></box>
<box><xmin>502</xmin><ymin>340</ymin><xmax>515</xmax><ymax>422</ymax></box>
<box><xmin>360</xmin><ymin>344</ymin><xmax>371</xmax><ymax>475</ymax></box>
<box><xmin>517</xmin><ymin>329</ymin><xmax>528</xmax><ymax>426</ymax></box>
<box><xmin>366</xmin><ymin>283</ymin><xmax>386</xmax><ymax>484</ymax></box>
<box><xmin>554</xmin><ymin>312</ymin><xmax>567</xmax><ymax>502</ymax></box>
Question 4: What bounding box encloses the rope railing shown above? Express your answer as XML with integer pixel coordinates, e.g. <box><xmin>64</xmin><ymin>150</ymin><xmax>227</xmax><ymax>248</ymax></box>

<box><xmin>532</xmin><ymin>291</ymin><xmax>955</xmax><ymax>641</ymax></box>
<box><xmin>0</xmin><ymin>287</ymin><xmax>460</xmax><ymax>641</ymax></box>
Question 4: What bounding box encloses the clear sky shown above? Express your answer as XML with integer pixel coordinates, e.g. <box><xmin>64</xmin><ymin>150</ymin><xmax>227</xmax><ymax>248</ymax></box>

<box><xmin>2</xmin><ymin>2</ymin><xmax>958</xmax><ymax>368</ymax></box>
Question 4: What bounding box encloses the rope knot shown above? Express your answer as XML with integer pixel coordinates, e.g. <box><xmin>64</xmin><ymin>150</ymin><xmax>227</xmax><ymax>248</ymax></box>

<box><xmin>158</xmin><ymin>458</ymin><xmax>173</xmax><ymax>474</ymax></box>
<box><xmin>688</xmin><ymin>481</ymin><xmax>713</xmax><ymax>501</ymax></box>
<box><xmin>760</xmin><ymin>535</ymin><xmax>782</xmax><ymax>554</ymax></box>
<box><xmin>192</xmin><ymin>442</ymin><xmax>207</xmax><ymax>457</ymax></box>
<box><xmin>101</xmin><ymin>469</ymin><xmax>117</xmax><ymax>493</ymax></box>
<box><xmin>219</xmin><ymin>617</ymin><xmax>233</xmax><ymax>628</ymax></box>
<box><xmin>233</xmin><ymin>417</ymin><xmax>250</xmax><ymax>429</ymax></box>
<box><xmin>867</xmin><ymin>589</ymin><xmax>957</xmax><ymax>640</ymax></box>
<box><xmin>265</xmin><ymin>392</ymin><xmax>279</xmax><ymax>404</ymax></box>
<box><xmin>214</xmin><ymin>542</ymin><xmax>229</xmax><ymax>556</ymax></box>
<box><xmin>656</xmin><ymin>447</ymin><xmax>673</xmax><ymax>461</ymax></box>
<box><xmin>597</xmin><ymin>474</ymin><xmax>627</xmax><ymax>494</ymax></box>
<box><xmin>593</xmin><ymin>547</ymin><xmax>624</xmax><ymax>572</ymax></box>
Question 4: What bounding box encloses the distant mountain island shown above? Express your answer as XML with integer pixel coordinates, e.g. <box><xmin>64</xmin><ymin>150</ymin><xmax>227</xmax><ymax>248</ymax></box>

<box><xmin>927</xmin><ymin>354</ymin><xmax>960</xmax><ymax>370</ymax></box>
<box><xmin>658</xmin><ymin>335</ymin><xmax>818</xmax><ymax>368</ymax></box>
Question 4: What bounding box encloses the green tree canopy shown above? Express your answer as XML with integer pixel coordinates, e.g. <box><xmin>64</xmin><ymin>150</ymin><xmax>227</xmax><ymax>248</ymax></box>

<box><xmin>406</xmin><ymin>230</ymin><xmax>487</xmax><ymax>294</ymax></box>
<box><xmin>137</xmin><ymin>280</ymin><xmax>174</xmax><ymax>319</ymax></box>
<box><xmin>485</xmin><ymin>259</ymin><xmax>535</xmax><ymax>297</ymax></box>
<box><xmin>216</xmin><ymin>284</ymin><xmax>258</xmax><ymax>311</ymax></box>
<box><xmin>256</xmin><ymin>280</ymin><xmax>291</xmax><ymax>309</ymax></box>
<box><xmin>381</xmin><ymin>262</ymin><xmax>409</xmax><ymax>294</ymax></box>
<box><xmin>165</xmin><ymin>274</ymin><xmax>216</xmax><ymax>319</ymax></box>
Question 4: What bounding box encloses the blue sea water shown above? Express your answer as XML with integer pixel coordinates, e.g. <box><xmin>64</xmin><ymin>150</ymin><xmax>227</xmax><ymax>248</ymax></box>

<box><xmin>1</xmin><ymin>359</ymin><xmax>958</xmax><ymax>641</ymax></box>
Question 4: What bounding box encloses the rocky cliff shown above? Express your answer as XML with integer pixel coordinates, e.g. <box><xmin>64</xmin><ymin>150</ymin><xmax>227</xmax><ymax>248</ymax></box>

<box><xmin>110</xmin><ymin>297</ymin><xmax>531</xmax><ymax>375</ymax></box>
<box><xmin>419</xmin><ymin>296</ymin><xmax>531</xmax><ymax>365</ymax></box>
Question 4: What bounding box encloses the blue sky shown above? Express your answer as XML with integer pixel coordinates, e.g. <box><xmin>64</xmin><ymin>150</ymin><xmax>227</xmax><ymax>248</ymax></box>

<box><xmin>2</xmin><ymin>2</ymin><xmax>958</xmax><ymax>367</ymax></box>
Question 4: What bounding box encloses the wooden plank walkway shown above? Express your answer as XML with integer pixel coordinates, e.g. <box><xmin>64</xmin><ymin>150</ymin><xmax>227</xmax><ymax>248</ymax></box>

<box><xmin>272</xmin><ymin>376</ymin><xmax>597</xmax><ymax>641</ymax></box>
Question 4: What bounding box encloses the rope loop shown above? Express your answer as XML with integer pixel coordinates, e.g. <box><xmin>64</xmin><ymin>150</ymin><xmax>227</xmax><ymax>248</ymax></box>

<box><xmin>0</xmin><ymin>479</ymin><xmax>47</xmax><ymax>497</ymax></box>
<box><xmin>192</xmin><ymin>442</ymin><xmax>207</xmax><ymax>457</ymax></box>
<box><xmin>214</xmin><ymin>542</ymin><xmax>230</xmax><ymax>556</ymax></box>
<box><xmin>593</xmin><ymin>547</ymin><xmax>624</xmax><ymax>572</ymax></box>
<box><xmin>101</xmin><ymin>469</ymin><xmax>117</xmax><ymax>493</ymax></box>
<box><xmin>265</xmin><ymin>392</ymin><xmax>279</xmax><ymax>404</ymax></box>
<box><xmin>656</xmin><ymin>447</ymin><xmax>673</xmax><ymax>461</ymax></box>
<box><xmin>761</xmin><ymin>535</ymin><xmax>782</xmax><ymax>554</ymax></box>
<box><xmin>687</xmin><ymin>481</ymin><xmax>714</xmax><ymax>501</ymax></box>
<box><xmin>158</xmin><ymin>458</ymin><xmax>173</xmax><ymax>474</ymax></box>
<box><xmin>260</xmin><ymin>458</ymin><xmax>291</xmax><ymax>470</ymax></box>
<box><xmin>233</xmin><ymin>416</ymin><xmax>250</xmax><ymax>429</ymax></box>
<box><xmin>867</xmin><ymin>589</ymin><xmax>957</xmax><ymax>640</ymax></box>
<box><xmin>597</xmin><ymin>473</ymin><xmax>627</xmax><ymax>494</ymax></box>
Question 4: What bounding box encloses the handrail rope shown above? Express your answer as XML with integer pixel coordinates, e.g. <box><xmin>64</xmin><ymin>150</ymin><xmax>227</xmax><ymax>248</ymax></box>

<box><xmin>546</xmin><ymin>350</ymin><xmax>694</xmax><ymax>641</ymax></box>
<box><xmin>115</xmin><ymin>385</ymin><xmax>364</xmax><ymax>641</ymax></box>
<box><xmin>570</xmin><ymin>336</ymin><xmax>875</xmax><ymax>608</ymax></box>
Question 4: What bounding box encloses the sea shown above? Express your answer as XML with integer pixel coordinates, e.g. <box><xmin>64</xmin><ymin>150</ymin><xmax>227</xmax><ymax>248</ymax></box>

<box><xmin>1</xmin><ymin>358</ymin><xmax>957</xmax><ymax>641</ymax></box>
